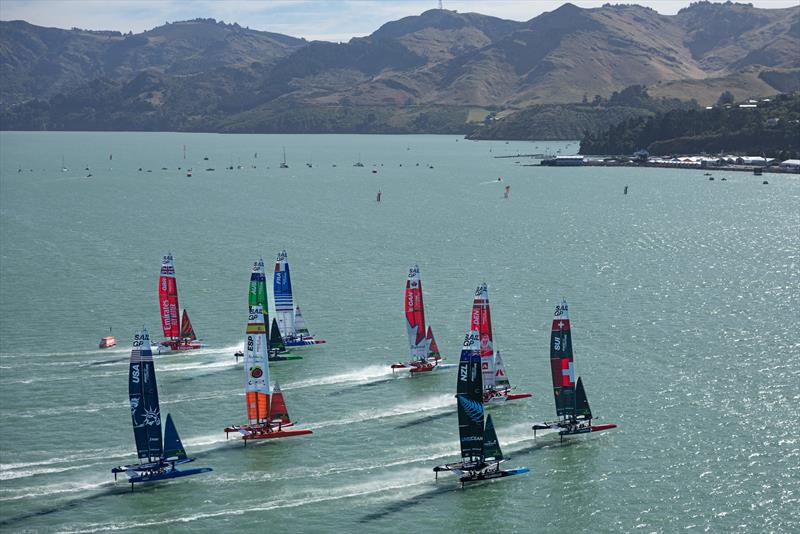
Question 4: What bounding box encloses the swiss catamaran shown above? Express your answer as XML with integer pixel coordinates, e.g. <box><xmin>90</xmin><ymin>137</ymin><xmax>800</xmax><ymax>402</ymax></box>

<box><xmin>158</xmin><ymin>254</ymin><xmax>204</xmax><ymax>351</ymax></box>
<box><xmin>112</xmin><ymin>329</ymin><xmax>211</xmax><ymax>489</ymax></box>
<box><xmin>532</xmin><ymin>299</ymin><xmax>617</xmax><ymax>440</ymax></box>
<box><xmin>273</xmin><ymin>251</ymin><xmax>325</xmax><ymax>346</ymax></box>
<box><xmin>392</xmin><ymin>265</ymin><xmax>454</xmax><ymax>373</ymax></box>
<box><xmin>224</xmin><ymin>305</ymin><xmax>312</xmax><ymax>443</ymax></box>
<box><xmin>433</xmin><ymin>330</ymin><xmax>529</xmax><ymax>487</ymax></box>
<box><xmin>471</xmin><ymin>283</ymin><xmax>531</xmax><ymax>403</ymax></box>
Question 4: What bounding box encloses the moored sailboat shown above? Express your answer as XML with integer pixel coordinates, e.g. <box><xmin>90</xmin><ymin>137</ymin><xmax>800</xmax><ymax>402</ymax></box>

<box><xmin>392</xmin><ymin>265</ymin><xmax>453</xmax><ymax>373</ymax></box>
<box><xmin>470</xmin><ymin>283</ymin><xmax>531</xmax><ymax>403</ymax></box>
<box><xmin>111</xmin><ymin>329</ymin><xmax>211</xmax><ymax>489</ymax></box>
<box><xmin>224</xmin><ymin>305</ymin><xmax>312</xmax><ymax>443</ymax></box>
<box><xmin>532</xmin><ymin>299</ymin><xmax>617</xmax><ymax>440</ymax></box>
<box><xmin>158</xmin><ymin>254</ymin><xmax>204</xmax><ymax>351</ymax></box>
<box><xmin>273</xmin><ymin>251</ymin><xmax>325</xmax><ymax>346</ymax></box>
<box><xmin>433</xmin><ymin>330</ymin><xmax>529</xmax><ymax>487</ymax></box>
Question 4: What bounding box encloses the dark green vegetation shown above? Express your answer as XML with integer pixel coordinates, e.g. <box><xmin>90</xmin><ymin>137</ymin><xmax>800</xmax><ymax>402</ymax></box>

<box><xmin>579</xmin><ymin>92</ymin><xmax>800</xmax><ymax>157</ymax></box>
<box><xmin>1</xmin><ymin>3</ymin><xmax>799</xmax><ymax>134</ymax></box>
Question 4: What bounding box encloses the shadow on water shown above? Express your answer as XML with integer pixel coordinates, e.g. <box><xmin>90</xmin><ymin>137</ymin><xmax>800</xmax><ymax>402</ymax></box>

<box><xmin>335</xmin><ymin>376</ymin><xmax>399</xmax><ymax>394</ymax></box>
<box><xmin>0</xmin><ymin>485</ymin><xmax>132</xmax><ymax>529</ymax></box>
<box><xmin>85</xmin><ymin>357</ymin><xmax>128</xmax><ymax>366</ymax></box>
<box><xmin>359</xmin><ymin>485</ymin><xmax>455</xmax><ymax>523</ymax></box>
<box><xmin>394</xmin><ymin>410</ymin><xmax>455</xmax><ymax>429</ymax></box>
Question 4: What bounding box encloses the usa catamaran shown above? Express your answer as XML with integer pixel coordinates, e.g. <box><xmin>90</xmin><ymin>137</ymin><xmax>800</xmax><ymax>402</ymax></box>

<box><xmin>392</xmin><ymin>265</ymin><xmax>453</xmax><ymax>374</ymax></box>
<box><xmin>111</xmin><ymin>329</ymin><xmax>211</xmax><ymax>489</ymax></box>
<box><xmin>224</xmin><ymin>305</ymin><xmax>312</xmax><ymax>443</ymax></box>
<box><xmin>433</xmin><ymin>330</ymin><xmax>529</xmax><ymax>487</ymax></box>
<box><xmin>158</xmin><ymin>254</ymin><xmax>204</xmax><ymax>351</ymax></box>
<box><xmin>471</xmin><ymin>283</ymin><xmax>531</xmax><ymax>403</ymax></box>
<box><xmin>532</xmin><ymin>299</ymin><xmax>617</xmax><ymax>440</ymax></box>
<box><xmin>273</xmin><ymin>251</ymin><xmax>325</xmax><ymax>346</ymax></box>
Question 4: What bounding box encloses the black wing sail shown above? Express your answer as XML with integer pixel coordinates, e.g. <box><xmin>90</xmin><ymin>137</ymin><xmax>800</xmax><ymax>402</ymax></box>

<box><xmin>270</xmin><ymin>318</ymin><xmax>286</xmax><ymax>352</ymax></box>
<box><xmin>575</xmin><ymin>377</ymin><xmax>592</xmax><ymax>420</ymax></box>
<box><xmin>129</xmin><ymin>329</ymin><xmax>162</xmax><ymax>461</ymax></box>
<box><xmin>457</xmin><ymin>330</ymin><xmax>484</xmax><ymax>462</ymax></box>
<box><xmin>162</xmin><ymin>413</ymin><xmax>188</xmax><ymax>461</ymax></box>
<box><xmin>550</xmin><ymin>299</ymin><xmax>576</xmax><ymax>420</ymax></box>
<box><xmin>482</xmin><ymin>414</ymin><xmax>503</xmax><ymax>462</ymax></box>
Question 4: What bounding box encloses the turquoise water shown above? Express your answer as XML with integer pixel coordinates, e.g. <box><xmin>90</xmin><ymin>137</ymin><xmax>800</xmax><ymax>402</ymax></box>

<box><xmin>1</xmin><ymin>132</ymin><xmax>798</xmax><ymax>532</ymax></box>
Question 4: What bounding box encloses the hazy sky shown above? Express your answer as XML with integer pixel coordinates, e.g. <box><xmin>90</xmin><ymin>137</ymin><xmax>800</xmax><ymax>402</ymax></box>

<box><xmin>1</xmin><ymin>0</ymin><xmax>798</xmax><ymax>42</ymax></box>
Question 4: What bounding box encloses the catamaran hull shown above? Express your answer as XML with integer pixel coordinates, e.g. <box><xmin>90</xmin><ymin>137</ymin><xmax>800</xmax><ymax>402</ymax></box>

<box><xmin>484</xmin><ymin>392</ymin><xmax>532</xmax><ymax>404</ymax></box>
<box><xmin>409</xmin><ymin>363</ymin><xmax>457</xmax><ymax>374</ymax></box>
<box><xmin>242</xmin><ymin>429</ymin><xmax>313</xmax><ymax>441</ymax></box>
<box><xmin>459</xmin><ymin>467</ymin><xmax>529</xmax><ymax>484</ymax></box>
<box><xmin>532</xmin><ymin>422</ymin><xmax>617</xmax><ymax>436</ymax></box>
<box><xmin>269</xmin><ymin>355</ymin><xmax>303</xmax><ymax>361</ymax></box>
<box><xmin>160</xmin><ymin>340</ymin><xmax>204</xmax><ymax>351</ymax></box>
<box><xmin>127</xmin><ymin>467</ymin><xmax>212</xmax><ymax>484</ymax></box>
<box><xmin>283</xmin><ymin>338</ymin><xmax>325</xmax><ymax>347</ymax></box>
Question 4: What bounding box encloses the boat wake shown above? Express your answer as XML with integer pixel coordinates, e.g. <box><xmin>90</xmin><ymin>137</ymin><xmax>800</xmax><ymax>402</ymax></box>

<box><xmin>284</xmin><ymin>365</ymin><xmax>396</xmax><ymax>390</ymax></box>
<box><xmin>308</xmin><ymin>393</ymin><xmax>453</xmax><ymax>430</ymax></box>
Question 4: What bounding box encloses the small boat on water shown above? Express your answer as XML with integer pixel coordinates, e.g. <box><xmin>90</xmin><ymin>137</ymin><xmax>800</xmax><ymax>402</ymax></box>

<box><xmin>433</xmin><ymin>330</ymin><xmax>529</xmax><ymax>487</ymax></box>
<box><xmin>158</xmin><ymin>254</ymin><xmax>204</xmax><ymax>351</ymax></box>
<box><xmin>280</xmin><ymin>147</ymin><xmax>289</xmax><ymax>169</ymax></box>
<box><xmin>224</xmin><ymin>305</ymin><xmax>312</xmax><ymax>443</ymax></box>
<box><xmin>532</xmin><ymin>299</ymin><xmax>617</xmax><ymax>441</ymax></box>
<box><xmin>99</xmin><ymin>327</ymin><xmax>116</xmax><ymax>348</ymax></box>
<box><xmin>392</xmin><ymin>265</ymin><xmax>454</xmax><ymax>374</ymax></box>
<box><xmin>471</xmin><ymin>283</ymin><xmax>531</xmax><ymax>403</ymax></box>
<box><xmin>273</xmin><ymin>251</ymin><xmax>325</xmax><ymax>346</ymax></box>
<box><xmin>111</xmin><ymin>329</ymin><xmax>211</xmax><ymax>489</ymax></box>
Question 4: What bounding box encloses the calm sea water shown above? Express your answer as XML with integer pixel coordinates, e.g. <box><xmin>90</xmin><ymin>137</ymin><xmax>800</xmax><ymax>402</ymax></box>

<box><xmin>0</xmin><ymin>132</ymin><xmax>798</xmax><ymax>533</ymax></box>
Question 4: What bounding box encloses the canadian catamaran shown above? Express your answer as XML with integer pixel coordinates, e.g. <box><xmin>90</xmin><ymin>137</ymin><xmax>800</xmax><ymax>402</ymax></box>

<box><xmin>392</xmin><ymin>265</ymin><xmax>453</xmax><ymax>373</ymax></box>
<box><xmin>532</xmin><ymin>299</ymin><xmax>617</xmax><ymax>440</ymax></box>
<box><xmin>470</xmin><ymin>283</ymin><xmax>531</xmax><ymax>403</ymax></box>
<box><xmin>433</xmin><ymin>330</ymin><xmax>528</xmax><ymax>486</ymax></box>
<box><xmin>158</xmin><ymin>254</ymin><xmax>204</xmax><ymax>351</ymax></box>
<box><xmin>111</xmin><ymin>329</ymin><xmax>211</xmax><ymax>489</ymax></box>
<box><xmin>224</xmin><ymin>305</ymin><xmax>312</xmax><ymax>443</ymax></box>
<box><xmin>273</xmin><ymin>251</ymin><xmax>325</xmax><ymax>346</ymax></box>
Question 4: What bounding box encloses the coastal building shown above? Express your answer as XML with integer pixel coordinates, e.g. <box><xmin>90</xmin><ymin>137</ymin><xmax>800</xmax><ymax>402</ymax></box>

<box><xmin>735</xmin><ymin>156</ymin><xmax>774</xmax><ymax>166</ymax></box>
<box><xmin>541</xmin><ymin>155</ymin><xmax>584</xmax><ymax>166</ymax></box>
<box><xmin>779</xmin><ymin>159</ymin><xmax>800</xmax><ymax>171</ymax></box>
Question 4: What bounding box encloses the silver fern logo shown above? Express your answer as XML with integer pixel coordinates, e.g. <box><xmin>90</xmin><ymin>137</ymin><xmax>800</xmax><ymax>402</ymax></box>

<box><xmin>458</xmin><ymin>395</ymin><xmax>483</xmax><ymax>423</ymax></box>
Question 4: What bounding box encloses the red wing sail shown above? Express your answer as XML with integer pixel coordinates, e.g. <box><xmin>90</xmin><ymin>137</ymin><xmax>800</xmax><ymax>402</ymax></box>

<box><xmin>268</xmin><ymin>382</ymin><xmax>291</xmax><ymax>424</ymax></box>
<box><xmin>426</xmin><ymin>326</ymin><xmax>441</xmax><ymax>359</ymax></box>
<box><xmin>405</xmin><ymin>265</ymin><xmax>427</xmax><ymax>360</ymax></box>
<box><xmin>550</xmin><ymin>299</ymin><xmax>575</xmax><ymax>418</ymax></box>
<box><xmin>158</xmin><ymin>254</ymin><xmax>180</xmax><ymax>339</ymax></box>
<box><xmin>180</xmin><ymin>309</ymin><xmax>197</xmax><ymax>340</ymax></box>
<box><xmin>470</xmin><ymin>283</ymin><xmax>495</xmax><ymax>386</ymax></box>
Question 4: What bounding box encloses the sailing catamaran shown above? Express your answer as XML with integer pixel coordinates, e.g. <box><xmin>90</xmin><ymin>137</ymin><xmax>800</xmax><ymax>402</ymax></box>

<box><xmin>532</xmin><ymin>299</ymin><xmax>617</xmax><ymax>440</ymax></box>
<box><xmin>273</xmin><ymin>251</ymin><xmax>325</xmax><ymax>346</ymax></box>
<box><xmin>224</xmin><ymin>305</ymin><xmax>312</xmax><ymax>443</ymax></box>
<box><xmin>433</xmin><ymin>330</ymin><xmax>529</xmax><ymax>487</ymax></box>
<box><xmin>111</xmin><ymin>329</ymin><xmax>211</xmax><ymax>489</ymax></box>
<box><xmin>392</xmin><ymin>265</ymin><xmax>453</xmax><ymax>373</ymax></box>
<box><xmin>470</xmin><ymin>283</ymin><xmax>531</xmax><ymax>403</ymax></box>
<box><xmin>158</xmin><ymin>254</ymin><xmax>204</xmax><ymax>351</ymax></box>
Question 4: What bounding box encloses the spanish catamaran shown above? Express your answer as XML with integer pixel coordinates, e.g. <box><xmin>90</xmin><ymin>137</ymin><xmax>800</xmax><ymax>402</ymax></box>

<box><xmin>471</xmin><ymin>283</ymin><xmax>531</xmax><ymax>403</ymax></box>
<box><xmin>391</xmin><ymin>265</ymin><xmax>453</xmax><ymax>373</ymax></box>
<box><xmin>273</xmin><ymin>251</ymin><xmax>325</xmax><ymax>346</ymax></box>
<box><xmin>158</xmin><ymin>254</ymin><xmax>204</xmax><ymax>351</ymax></box>
<box><xmin>532</xmin><ymin>299</ymin><xmax>617</xmax><ymax>440</ymax></box>
<box><xmin>224</xmin><ymin>305</ymin><xmax>312</xmax><ymax>443</ymax></box>
<box><xmin>433</xmin><ymin>329</ymin><xmax>529</xmax><ymax>487</ymax></box>
<box><xmin>111</xmin><ymin>329</ymin><xmax>211</xmax><ymax>489</ymax></box>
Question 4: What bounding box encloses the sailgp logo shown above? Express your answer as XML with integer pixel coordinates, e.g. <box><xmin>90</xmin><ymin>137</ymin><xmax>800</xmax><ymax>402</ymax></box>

<box><xmin>458</xmin><ymin>395</ymin><xmax>483</xmax><ymax>423</ymax></box>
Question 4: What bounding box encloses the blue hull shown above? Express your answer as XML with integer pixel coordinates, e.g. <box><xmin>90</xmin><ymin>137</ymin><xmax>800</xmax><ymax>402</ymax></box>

<box><xmin>284</xmin><ymin>338</ymin><xmax>324</xmax><ymax>347</ymax></box>
<box><xmin>128</xmin><ymin>467</ymin><xmax>212</xmax><ymax>484</ymax></box>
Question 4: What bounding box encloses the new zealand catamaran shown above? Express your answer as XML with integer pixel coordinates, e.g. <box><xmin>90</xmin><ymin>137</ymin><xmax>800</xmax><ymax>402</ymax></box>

<box><xmin>273</xmin><ymin>251</ymin><xmax>325</xmax><ymax>346</ymax></box>
<box><xmin>532</xmin><ymin>299</ymin><xmax>617</xmax><ymax>440</ymax></box>
<box><xmin>471</xmin><ymin>283</ymin><xmax>531</xmax><ymax>403</ymax></box>
<box><xmin>433</xmin><ymin>330</ymin><xmax>529</xmax><ymax>487</ymax></box>
<box><xmin>224</xmin><ymin>305</ymin><xmax>312</xmax><ymax>443</ymax></box>
<box><xmin>392</xmin><ymin>265</ymin><xmax>454</xmax><ymax>373</ymax></box>
<box><xmin>112</xmin><ymin>329</ymin><xmax>211</xmax><ymax>489</ymax></box>
<box><xmin>158</xmin><ymin>254</ymin><xmax>204</xmax><ymax>351</ymax></box>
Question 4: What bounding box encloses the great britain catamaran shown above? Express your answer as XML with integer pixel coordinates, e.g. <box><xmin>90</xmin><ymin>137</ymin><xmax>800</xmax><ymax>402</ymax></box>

<box><xmin>112</xmin><ymin>329</ymin><xmax>211</xmax><ymax>489</ymax></box>
<box><xmin>158</xmin><ymin>253</ymin><xmax>204</xmax><ymax>351</ymax></box>
<box><xmin>224</xmin><ymin>305</ymin><xmax>312</xmax><ymax>443</ymax></box>
<box><xmin>471</xmin><ymin>283</ymin><xmax>531</xmax><ymax>403</ymax></box>
<box><xmin>273</xmin><ymin>251</ymin><xmax>325</xmax><ymax>346</ymax></box>
<box><xmin>433</xmin><ymin>330</ymin><xmax>529</xmax><ymax>487</ymax></box>
<box><xmin>391</xmin><ymin>265</ymin><xmax>454</xmax><ymax>374</ymax></box>
<box><xmin>532</xmin><ymin>299</ymin><xmax>617</xmax><ymax>440</ymax></box>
